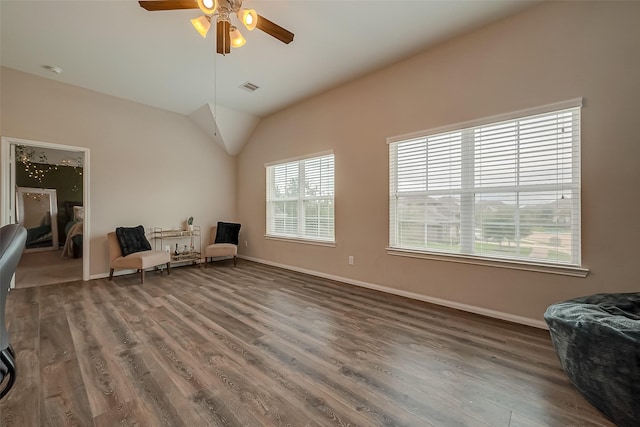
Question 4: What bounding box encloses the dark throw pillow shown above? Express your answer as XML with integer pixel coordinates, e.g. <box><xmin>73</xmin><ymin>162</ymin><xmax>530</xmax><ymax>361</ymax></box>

<box><xmin>214</xmin><ymin>222</ymin><xmax>241</xmax><ymax>245</ymax></box>
<box><xmin>116</xmin><ymin>225</ymin><xmax>151</xmax><ymax>257</ymax></box>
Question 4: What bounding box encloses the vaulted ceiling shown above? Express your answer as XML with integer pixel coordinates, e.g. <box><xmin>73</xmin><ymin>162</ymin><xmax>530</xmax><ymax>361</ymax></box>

<box><xmin>1</xmin><ymin>1</ymin><xmax>537</xmax><ymax>155</ymax></box>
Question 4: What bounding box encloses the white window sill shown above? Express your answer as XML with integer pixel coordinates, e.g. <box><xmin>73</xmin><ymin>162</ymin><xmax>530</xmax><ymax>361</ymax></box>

<box><xmin>265</xmin><ymin>235</ymin><xmax>336</xmax><ymax>247</ymax></box>
<box><xmin>386</xmin><ymin>247</ymin><xmax>589</xmax><ymax>278</ymax></box>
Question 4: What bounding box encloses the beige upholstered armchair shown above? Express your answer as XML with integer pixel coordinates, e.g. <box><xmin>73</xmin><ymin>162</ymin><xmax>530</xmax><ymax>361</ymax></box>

<box><xmin>204</xmin><ymin>222</ymin><xmax>241</xmax><ymax>267</ymax></box>
<box><xmin>107</xmin><ymin>228</ymin><xmax>170</xmax><ymax>284</ymax></box>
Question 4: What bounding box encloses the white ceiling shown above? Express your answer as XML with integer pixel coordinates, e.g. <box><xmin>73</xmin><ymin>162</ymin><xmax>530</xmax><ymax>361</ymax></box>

<box><xmin>1</xmin><ymin>0</ymin><xmax>536</xmax><ymax>153</ymax></box>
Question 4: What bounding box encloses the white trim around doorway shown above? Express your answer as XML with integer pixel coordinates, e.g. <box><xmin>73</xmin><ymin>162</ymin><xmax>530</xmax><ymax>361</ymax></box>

<box><xmin>1</xmin><ymin>136</ymin><xmax>90</xmax><ymax>284</ymax></box>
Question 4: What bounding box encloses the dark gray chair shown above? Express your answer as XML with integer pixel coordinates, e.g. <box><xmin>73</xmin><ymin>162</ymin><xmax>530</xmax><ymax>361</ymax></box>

<box><xmin>0</xmin><ymin>224</ymin><xmax>27</xmax><ymax>399</ymax></box>
<box><xmin>545</xmin><ymin>293</ymin><xmax>640</xmax><ymax>427</ymax></box>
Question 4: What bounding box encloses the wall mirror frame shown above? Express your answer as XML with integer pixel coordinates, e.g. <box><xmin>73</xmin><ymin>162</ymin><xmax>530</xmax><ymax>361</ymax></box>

<box><xmin>16</xmin><ymin>186</ymin><xmax>59</xmax><ymax>252</ymax></box>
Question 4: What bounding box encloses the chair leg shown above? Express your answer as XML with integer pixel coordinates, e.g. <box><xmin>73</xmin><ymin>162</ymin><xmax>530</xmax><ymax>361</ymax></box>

<box><xmin>166</xmin><ymin>262</ymin><xmax>171</xmax><ymax>275</ymax></box>
<box><xmin>140</xmin><ymin>269</ymin><xmax>145</xmax><ymax>284</ymax></box>
<box><xmin>8</xmin><ymin>344</ymin><xmax>15</xmax><ymax>359</ymax></box>
<box><xmin>0</xmin><ymin>348</ymin><xmax>17</xmax><ymax>399</ymax></box>
<box><xmin>233</xmin><ymin>256</ymin><xmax>237</xmax><ymax>267</ymax></box>
<box><xmin>109</xmin><ymin>268</ymin><xmax>114</xmax><ymax>281</ymax></box>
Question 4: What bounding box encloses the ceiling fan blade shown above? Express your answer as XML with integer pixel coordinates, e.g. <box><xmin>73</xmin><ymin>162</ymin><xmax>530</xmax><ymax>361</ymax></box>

<box><xmin>138</xmin><ymin>1</ymin><xmax>198</xmax><ymax>11</ymax></box>
<box><xmin>256</xmin><ymin>14</ymin><xmax>294</xmax><ymax>45</ymax></box>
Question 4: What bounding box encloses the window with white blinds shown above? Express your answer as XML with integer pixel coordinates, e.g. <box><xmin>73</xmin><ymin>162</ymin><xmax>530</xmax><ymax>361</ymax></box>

<box><xmin>266</xmin><ymin>152</ymin><xmax>335</xmax><ymax>243</ymax></box>
<box><xmin>389</xmin><ymin>101</ymin><xmax>581</xmax><ymax>266</ymax></box>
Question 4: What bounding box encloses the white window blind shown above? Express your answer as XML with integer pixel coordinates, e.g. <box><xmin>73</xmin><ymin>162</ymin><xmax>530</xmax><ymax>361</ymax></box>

<box><xmin>389</xmin><ymin>103</ymin><xmax>581</xmax><ymax>266</ymax></box>
<box><xmin>266</xmin><ymin>153</ymin><xmax>335</xmax><ymax>242</ymax></box>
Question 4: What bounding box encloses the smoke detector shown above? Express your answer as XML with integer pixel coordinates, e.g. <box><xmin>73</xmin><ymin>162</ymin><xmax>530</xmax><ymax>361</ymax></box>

<box><xmin>42</xmin><ymin>65</ymin><xmax>63</xmax><ymax>74</ymax></box>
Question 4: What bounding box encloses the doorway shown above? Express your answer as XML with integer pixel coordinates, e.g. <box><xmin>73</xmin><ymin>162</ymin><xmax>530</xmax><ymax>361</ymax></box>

<box><xmin>1</xmin><ymin>137</ymin><xmax>90</xmax><ymax>287</ymax></box>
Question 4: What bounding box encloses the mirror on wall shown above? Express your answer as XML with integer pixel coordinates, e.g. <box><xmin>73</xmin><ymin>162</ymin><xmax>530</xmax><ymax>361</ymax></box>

<box><xmin>16</xmin><ymin>187</ymin><xmax>59</xmax><ymax>252</ymax></box>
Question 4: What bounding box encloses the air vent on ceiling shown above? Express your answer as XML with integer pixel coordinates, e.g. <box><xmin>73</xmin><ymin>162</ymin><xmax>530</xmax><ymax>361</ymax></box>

<box><xmin>239</xmin><ymin>81</ymin><xmax>260</xmax><ymax>92</ymax></box>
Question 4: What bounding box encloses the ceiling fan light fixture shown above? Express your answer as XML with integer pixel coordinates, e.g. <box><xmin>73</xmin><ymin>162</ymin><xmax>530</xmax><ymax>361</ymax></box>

<box><xmin>237</xmin><ymin>8</ymin><xmax>257</xmax><ymax>31</ymax></box>
<box><xmin>191</xmin><ymin>15</ymin><xmax>211</xmax><ymax>38</ymax></box>
<box><xmin>138</xmin><ymin>0</ymin><xmax>294</xmax><ymax>55</ymax></box>
<box><xmin>229</xmin><ymin>26</ymin><xmax>246</xmax><ymax>48</ymax></box>
<box><xmin>197</xmin><ymin>0</ymin><xmax>218</xmax><ymax>15</ymax></box>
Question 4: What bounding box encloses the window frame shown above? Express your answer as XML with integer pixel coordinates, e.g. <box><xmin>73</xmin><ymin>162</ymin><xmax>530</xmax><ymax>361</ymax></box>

<box><xmin>387</xmin><ymin>99</ymin><xmax>588</xmax><ymax>277</ymax></box>
<box><xmin>265</xmin><ymin>151</ymin><xmax>335</xmax><ymax>245</ymax></box>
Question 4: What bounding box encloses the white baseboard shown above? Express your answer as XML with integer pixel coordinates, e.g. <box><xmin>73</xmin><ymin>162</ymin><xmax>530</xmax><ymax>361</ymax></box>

<box><xmin>240</xmin><ymin>255</ymin><xmax>548</xmax><ymax>330</ymax></box>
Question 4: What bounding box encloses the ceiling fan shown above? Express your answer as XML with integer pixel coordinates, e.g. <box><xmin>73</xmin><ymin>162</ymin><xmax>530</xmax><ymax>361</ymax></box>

<box><xmin>138</xmin><ymin>0</ymin><xmax>295</xmax><ymax>55</ymax></box>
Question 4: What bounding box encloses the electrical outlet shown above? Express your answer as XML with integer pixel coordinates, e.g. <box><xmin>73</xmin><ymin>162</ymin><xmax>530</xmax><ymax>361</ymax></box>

<box><xmin>348</xmin><ymin>256</ymin><xmax>354</xmax><ymax>265</ymax></box>
<box><xmin>244</xmin><ymin>240</ymin><xmax>248</xmax><ymax>247</ymax></box>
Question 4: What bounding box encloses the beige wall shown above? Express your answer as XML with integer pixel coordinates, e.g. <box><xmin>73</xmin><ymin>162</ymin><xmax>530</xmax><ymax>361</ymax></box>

<box><xmin>237</xmin><ymin>2</ymin><xmax>640</xmax><ymax>324</ymax></box>
<box><xmin>1</xmin><ymin>68</ymin><xmax>237</xmax><ymax>277</ymax></box>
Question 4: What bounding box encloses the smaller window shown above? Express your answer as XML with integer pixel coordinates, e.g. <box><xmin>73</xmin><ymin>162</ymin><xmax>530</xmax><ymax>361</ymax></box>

<box><xmin>266</xmin><ymin>152</ymin><xmax>335</xmax><ymax>243</ymax></box>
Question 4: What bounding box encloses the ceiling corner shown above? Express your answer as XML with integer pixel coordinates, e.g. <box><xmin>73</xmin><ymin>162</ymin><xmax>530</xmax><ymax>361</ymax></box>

<box><xmin>188</xmin><ymin>104</ymin><xmax>260</xmax><ymax>156</ymax></box>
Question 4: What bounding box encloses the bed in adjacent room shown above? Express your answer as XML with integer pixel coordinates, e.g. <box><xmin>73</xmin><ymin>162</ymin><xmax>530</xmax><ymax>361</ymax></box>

<box><xmin>62</xmin><ymin>202</ymin><xmax>83</xmax><ymax>258</ymax></box>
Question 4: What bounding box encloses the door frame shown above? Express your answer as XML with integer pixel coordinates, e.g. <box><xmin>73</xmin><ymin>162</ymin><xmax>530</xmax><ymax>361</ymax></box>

<box><xmin>1</xmin><ymin>136</ymin><xmax>90</xmax><ymax>284</ymax></box>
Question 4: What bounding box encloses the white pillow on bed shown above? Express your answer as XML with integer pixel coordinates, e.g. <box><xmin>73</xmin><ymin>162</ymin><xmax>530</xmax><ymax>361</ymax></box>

<box><xmin>73</xmin><ymin>206</ymin><xmax>84</xmax><ymax>221</ymax></box>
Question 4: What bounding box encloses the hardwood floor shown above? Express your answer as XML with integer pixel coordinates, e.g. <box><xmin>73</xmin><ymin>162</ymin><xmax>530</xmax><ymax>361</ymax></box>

<box><xmin>1</xmin><ymin>260</ymin><xmax>613</xmax><ymax>426</ymax></box>
<box><xmin>15</xmin><ymin>249</ymin><xmax>82</xmax><ymax>288</ymax></box>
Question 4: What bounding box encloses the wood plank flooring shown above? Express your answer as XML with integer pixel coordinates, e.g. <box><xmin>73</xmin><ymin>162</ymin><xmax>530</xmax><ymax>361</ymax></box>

<box><xmin>1</xmin><ymin>260</ymin><xmax>614</xmax><ymax>426</ymax></box>
<box><xmin>15</xmin><ymin>249</ymin><xmax>83</xmax><ymax>288</ymax></box>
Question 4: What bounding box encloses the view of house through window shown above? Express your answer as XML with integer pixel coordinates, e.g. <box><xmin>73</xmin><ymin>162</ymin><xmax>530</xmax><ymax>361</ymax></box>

<box><xmin>266</xmin><ymin>152</ymin><xmax>335</xmax><ymax>242</ymax></box>
<box><xmin>389</xmin><ymin>102</ymin><xmax>581</xmax><ymax>266</ymax></box>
